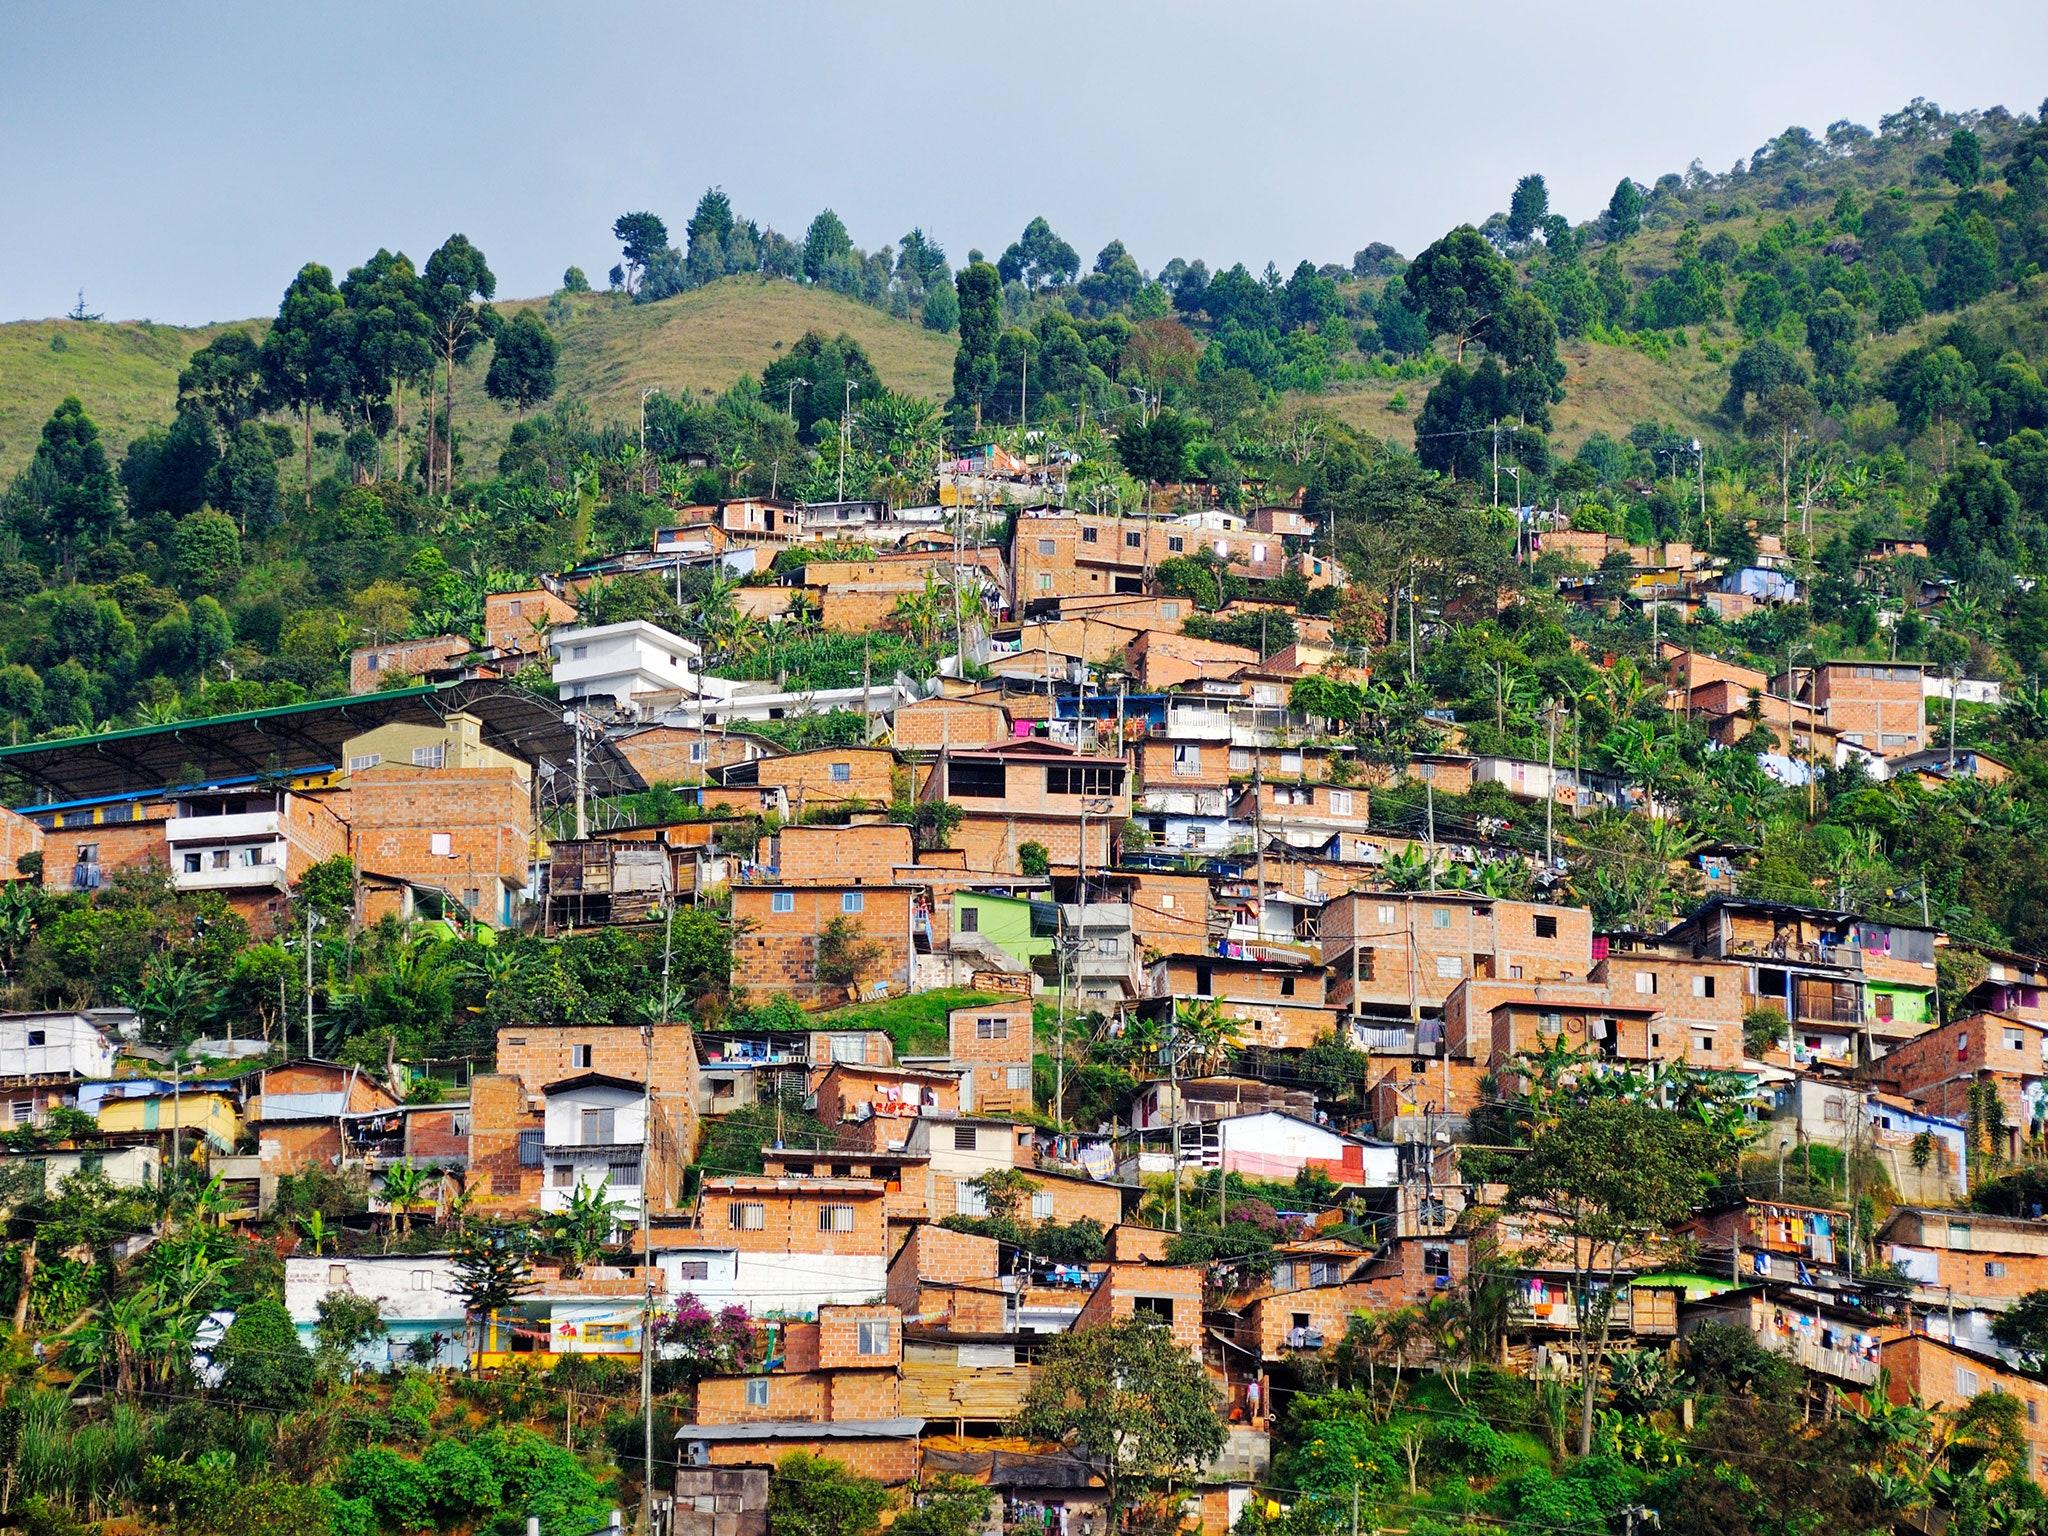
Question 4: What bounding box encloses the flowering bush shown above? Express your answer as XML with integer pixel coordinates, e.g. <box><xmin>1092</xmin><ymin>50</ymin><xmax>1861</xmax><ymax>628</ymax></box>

<box><xmin>655</xmin><ymin>1293</ymin><xmax>759</xmax><ymax>1380</ymax></box>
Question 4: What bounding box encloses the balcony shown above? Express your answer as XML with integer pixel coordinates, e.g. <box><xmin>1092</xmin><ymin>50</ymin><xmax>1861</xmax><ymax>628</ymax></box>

<box><xmin>172</xmin><ymin>853</ymin><xmax>289</xmax><ymax>893</ymax></box>
<box><xmin>166</xmin><ymin>809</ymin><xmax>282</xmax><ymax>845</ymax></box>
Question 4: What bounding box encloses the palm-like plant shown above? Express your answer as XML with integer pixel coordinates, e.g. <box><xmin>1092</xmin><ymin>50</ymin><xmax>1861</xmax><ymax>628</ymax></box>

<box><xmin>378</xmin><ymin>1159</ymin><xmax>429</xmax><ymax>1239</ymax></box>
<box><xmin>1172</xmin><ymin>998</ymin><xmax>1246</xmax><ymax>1077</ymax></box>
<box><xmin>543</xmin><ymin>1178</ymin><xmax>628</xmax><ymax>1278</ymax></box>
<box><xmin>298</xmin><ymin>1209</ymin><xmax>330</xmax><ymax>1256</ymax></box>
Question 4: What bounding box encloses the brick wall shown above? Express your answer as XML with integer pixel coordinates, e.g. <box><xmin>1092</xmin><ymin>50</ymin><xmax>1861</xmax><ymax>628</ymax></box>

<box><xmin>0</xmin><ymin>807</ymin><xmax>43</xmax><ymax>876</ymax></box>
<box><xmin>349</xmin><ymin>634</ymin><xmax>471</xmax><ymax>693</ymax></box>
<box><xmin>1590</xmin><ymin>954</ymin><xmax>1747</xmax><ymax>1069</ymax></box>
<box><xmin>813</xmin><ymin>1067</ymin><xmax>959</xmax><ymax>1127</ymax></box>
<box><xmin>349</xmin><ymin>766</ymin><xmax>532</xmax><ymax>926</ymax></box>
<box><xmin>732</xmin><ymin>886</ymin><xmax>915</xmax><ymax>1002</ymax></box>
<box><xmin>754</xmin><ymin>749</ymin><xmax>896</xmax><ymax>813</ymax></box>
<box><xmin>483</xmin><ymin>588</ymin><xmax>577</xmax><ymax>654</ymax></box>
<box><xmin>617</xmin><ymin>727</ymin><xmax>764</xmax><ymax>786</ymax></box>
<box><xmin>949</xmin><ymin>813</ymin><xmax>1111</xmax><ymax>876</ymax></box>
<box><xmin>696</xmin><ymin>1180</ymin><xmax>889</xmax><ymax>1258</ymax></box>
<box><xmin>1074</xmin><ymin>1262</ymin><xmax>1205</xmax><ymax>1359</ymax></box>
<box><xmin>701</xmin><ymin>1436</ymin><xmax>916</xmax><ymax>1483</ymax></box>
<box><xmin>767</xmin><ymin>825</ymin><xmax>914</xmax><ymax>886</ymax></box>
<box><xmin>892</xmin><ymin>698</ymin><xmax>1011</xmax><ymax>752</ymax></box>
<box><xmin>468</xmin><ymin>1071</ymin><xmax>542</xmax><ymax>1206</ymax></box>
<box><xmin>493</xmin><ymin>1022</ymin><xmax>698</xmax><ymax>1201</ymax></box>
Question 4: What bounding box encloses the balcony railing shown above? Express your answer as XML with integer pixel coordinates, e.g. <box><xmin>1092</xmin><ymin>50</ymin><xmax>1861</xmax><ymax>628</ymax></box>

<box><xmin>166</xmin><ymin>810</ymin><xmax>281</xmax><ymax>844</ymax></box>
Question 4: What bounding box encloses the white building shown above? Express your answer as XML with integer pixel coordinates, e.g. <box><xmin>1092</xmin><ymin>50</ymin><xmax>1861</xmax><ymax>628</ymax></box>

<box><xmin>657</xmin><ymin>679</ymin><xmax>922</xmax><ymax>730</ymax></box>
<box><xmin>0</xmin><ymin>1012</ymin><xmax>117</xmax><ymax>1083</ymax></box>
<box><xmin>540</xmin><ymin>1073</ymin><xmax>647</xmax><ymax>1219</ymax></box>
<box><xmin>653</xmin><ymin>1245</ymin><xmax>887</xmax><ymax>1319</ymax></box>
<box><xmin>2</xmin><ymin>1144</ymin><xmax>160</xmax><ymax>1194</ymax></box>
<box><xmin>285</xmin><ymin>1254</ymin><xmax>468</xmax><ymax>1370</ymax></box>
<box><xmin>550</xmin><ymin>620</ymin><xmax>703</xmax><ymax>710</ymax></box>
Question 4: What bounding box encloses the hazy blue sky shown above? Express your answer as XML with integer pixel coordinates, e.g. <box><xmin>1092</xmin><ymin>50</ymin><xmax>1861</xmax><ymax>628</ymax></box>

<box><xmin>6</xmin><ymin>1</ymin><xmax>2047</xmax><ymax>324</ymax></box>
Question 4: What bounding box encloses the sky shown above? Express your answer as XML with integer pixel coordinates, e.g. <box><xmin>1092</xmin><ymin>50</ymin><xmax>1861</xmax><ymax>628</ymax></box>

<box><xmin>5</xmin><ymin>1</ymin><xmax>2047</xmax><ymax>325</ymax></box>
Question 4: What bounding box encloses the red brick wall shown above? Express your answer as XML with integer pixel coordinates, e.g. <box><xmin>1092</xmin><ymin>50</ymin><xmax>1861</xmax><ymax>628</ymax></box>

<box><xmin>696</xmin><ymin>1181</ymin><xmax>889</xmax><ymax>1257</ymax></box>
<box><xmin>768</xmin><ymin>825</ymin><xmax>913</xmax><ymax>886</ymax></box>
<box><xmin>702</xmin><ymin>1437</ymin><xmax>916</xmax><ymax>1483</ymax></box>
<box><xmin>349</xmin><ymin>766</ymin><xmax>532</xmax><ymax>925</ymax></box>
<box><xmin>755</xmin><ymin>750</ymin><xmax>896</xmax><ymax>812</ymax></box>
<box><xmin>350</xmin><ymin>635</ymin><xmax>471</xmax><ymax>693</ymax></box>
<box><xmin>617</xmin><ymin>727</ymin><xmax>763</xmax><ymax>786</ymax></box>
<box><xmin>732</xmin><ymin>887</ymin><xmax>915</xmax><ymax>1002</ymax></box>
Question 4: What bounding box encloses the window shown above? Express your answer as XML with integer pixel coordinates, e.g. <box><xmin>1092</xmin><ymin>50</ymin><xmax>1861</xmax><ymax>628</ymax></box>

<box><xmin>745</xmin><ymin>1378</ymin><xmax>770</xmax><ymax>1407</ymax></box>
<box><xmin>1280</xmin><ymin>976</ymin><xmax>1296</xmax><ymax>997</ymax></box>
<box><xmin>841</xmin><ymin>891</ymin><xmax>864</xmax><ymax>914</ymax></box>
<box><xmin>2007</xmin><ymin>1028</ymin><xmax>2028</xmax><ymax>1051</ymax></box>
<box><xmin>1533</xmin><ymin>914</ymin><xmax>1558</xmax><ymax>939</ymax></box>
<box><xmin>1881</xmin><ymin>733</ymin><xmax>1910</xmax><ymax>748</ymax></box>
<box><xmin>571</xmin><ymin>1044</ymin><xmax>592</xmax><ymax>1069</ymax></box>
<box><xmin>729</xmin><ymin>1202</ymin><xmax>766</xmax><ymax>1230</ymax></box>
<box><xmin>1435</xmin><ymin>955</ymin><xmax>1463</xmax><ymax>979</ymax></box>
<box><xmin>955</xmin><ymin>1182</ymin><xmax>988</xmax><ymax>1216</ymax></box>
<box><xmin>606</xmin><ymin>1158</ymin><xmax>639</xmax><ymax>1186</ymax></box>
<box><xmin>1635</xmin><ymin>971</ymin><xmax>1656</xmax><ymax>995</ymax></box>
<box><xmin>1538</xmin><ymin>1012</ymin><xmax>1564</xmax><ymax>1037</ymax></box>
<box><xmin>517</xmin><ymin>1130</ymin><xmax>542</xmax><ymax>1166</ymax></box>
<box><xmin>949</xmin><ymin>760</ymin><xmax>1007</xmax><ymax>798</ymax></box>
<box><xmin>1988</xmin><ymin>1261</ymin><xmax>2009</xmax><ymax>1278</ymax></box>
<box><xmin>1376</xmin><ymin>904</ymin><xmax>1396</xmax><ymax>924</ymax></box>
<box><xmin>348</xmin><ymin>753</ymin><xmax>382</xmax><ymax>772</ymax></box>
<box><xmin>329</xmin><ymin>1263</ymin><xmax>348</xmax><ymax>1285</ymax></box>
<box><xmin>25</xmin><ymin>1030</ymin><xmax>44</xmax><ymax>1047</ymax></box>
<box><xmin>772</xmin><ymin>892</ymin><xmax>795</xmax><ymax>914</ymax></box>
<box><xmin>829</xmin><ymin>762</ymin><xmax>852</xmax><ymax>784</ymax></box>
<box><xmin>1081</xmin><ymin>526</ymin><xmax>1098</xmax><ymax>544</ymax></box>
<box><xmin>1173</xmin><ymin>744</ymin><xmax>1201</xmax><ymax>776</ymax></box>
<box><xmin>9</xmin><ymin>1100</ymin><xmax>32</xmax><ymax>1126</ymax></box>
<box><xmin>430</xmin><ymin>833</ymin><xmax>452</xmax><ymax>857</ymax></box>
<box><xmin>1006</xmin><ymin>1066</ymin><xmax>1032</xmax><ymax>1090</ymax></box>
<box><xmin>819</xmin><ymin>1204</ymin><xmax>855</xmax><ymax>1232</ymax></box>
<box><xmin>582</xmin><ymin>1107</ymin><xmax>617</xmax><ymax>1143</ymax></box>
<box><xmin>689</xmin><ymin>741</ymin><xmax>706</xmax><ymax>764</ymax></box>
<box><xmin>1958</xmin><ymin>1367</ymin><xmax>1982</xmax><ymax>1396</ymax></box>
<box><xmin>1423</xmin><ymin>1246</ymin><xmax>1452</xmax><ymax>1278</ymax></box>
<box><xmin>958</xmin><ymin>906</ymin><xmax>979</xmax><ymax>933</ymax></box>
<box><xmin>858</xmin><ymin>1320</ymin><xmax>891</xmax><ymax>1355</ymax></box>
<box><xmin>1036</xmin><ymin>573</ymin><xmax>1054</xmax><ymax>592</ymax></box>
<box><xmin>1430</xmin><ymin>909</ymin><xmax>1451</xmax><ymax>929</ymax></box>
<box><xmin>1230</xmin><ymin>748</ymin><xmax>1252</xmax><ymax>771</ymax></box>
<box><xmin>1160</xmin><ymin>602</ymin><xmax>1180</xmax><ymax>618</ymax></box>
<box><xmin>676</xmin><ymin>1260</ymin><xmax>710</xmax><ymax>1281</ymax></box>
<box><xmin>182</xmin><ymin>852</ymin><xmax>202</xmax><ymax>873</ymax></box>
<box><xmin>550</xmin><ymin>1164</ymin><xmax>574</xmax><ymax>1188</ymax></box>
<box><xmin>1125</xmin><ymin>530</ymin><xmax>1142</xmax><ymax>549</ymax></box>
<box><xmin>976</xmin><ymin>1017</ymin><xmax>1010</xmax><ymax>1041</ymax></box>
<box><xmin>1046</xmin><ymin>764</ymin><xmax>1124</xmax><ymax>797</ymax></box>
<box><xmin>830</xmin><ymin>1035</ymin><xmax>867</xmax><ymax>1064</ymax></box>
<box><xmin>1280</xmin><ymin>752</ymin><xmax>1303</xmax><ymax>773</ymax></box>
<box><xmin>1031</xmin><ymin>1190</ymin><xmax>1055</xmax><ymax>1221</ymax></box>
<box><xmin>507</xmin><ymin>600</ymin><xmax>524</xmax><ymax>618</ymax></box>
<box><xmin>1329</xmin><ymin>790</ymin><xmax>1352</xmax><ymax>816</ymax></box>
<box><xmin>1133</xmin><ymin>1296</ymin><xmax>1175</xmax><ymax>1322</ymax></box>
<box><xmin>1167</xmin><ymin>535</ymin><xmax>1185</xmax><ymax>552</ymax></box>
<box><xmin>953</xmin><ymin>1125</ymin><xmax>978</xmax><ymax>1151</ymax></box>
<box><xmin>412</xmin><ymin>743</ymin><xmax>447</xmax><ymax>769</ymax></box>
<box><xmin>1037</xmin><ymin>539</ymin><xmax>1056</xmax><ymax>556</ymax></box>
<box><xmin>1693</xmin><ymin>975</ymin><xmax>1716</xmax><ymax>998</ymax></box>
<box><xmin>571</xmin><ymin>644</ymin><xmax>588</xmax><ymax>660</ymax></box>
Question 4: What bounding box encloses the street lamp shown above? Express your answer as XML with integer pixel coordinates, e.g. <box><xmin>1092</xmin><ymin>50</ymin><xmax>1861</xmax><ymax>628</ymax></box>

<box><xmin>784</xmin><ymin>376</ymin><xmax>809</xmax><ymax>420</ymax></box>
<box><xmin>639</xmin><ymin>387</ymin><xmax>660</xmax><ymax>454</ymax></box>
<box><xmin>838</xmin><ymin>380</ymin><xmax>860</xmax><ymax>502</ymax></box>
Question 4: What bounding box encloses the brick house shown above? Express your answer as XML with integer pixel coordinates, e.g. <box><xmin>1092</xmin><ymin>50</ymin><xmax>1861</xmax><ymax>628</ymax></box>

<box><xmin>924</xmin><ymin>740</ymin><xmax>1130</xmax><ymax>875</ymax></box>
<box><xmin>1142</xmin><ymin>953</ymin><xmax>1336</xmax><ymax>1050</ymax></box>
<box><xmin>754</xmin><ymin>823</ymin><xmax>913</xmax><ymax>886</ymax></box>
<box><xmin>1879</xmin><ymin>1208</ymin><xmax>2048</xmax><ymax>1307</ymax></box>
<box><xmin>1320</xmin><ymin>891</ymin><xmax>1594</xmax><ymax>1022</ymax></box>
<box><xmin>673</xmin><ymin>1421</ymin><xmax>922</xmax><ymax>1483</ymax></box>
<box><xmin>349</xmin><ymin>634</ymin><xmax>473</xmax><ymax>694</ymax></box>
<box><xmin>812</xmin><ymin>1063</ymin><xmax>963</xmax><ymax>1134</ymax></box>
<box><xmin>693</xmin><ymin>1303</ymin><xmax>903</xmax><ymax>1426</ymax></box>
<box><xmin>693</xmin><ymin>1176</ymin><xmax>891</xmax><ymax>1281</ymax></box>
<box><xmin>900</xmin><ymin>1115</ymin><xmax>1036</xmax><ymax>1220</ymax></box>
<box><xmin>947</xmin><ymin>1001</ymin><xmax>1035</xmax><ymax>1116</ymax></box>
<box><xmin>731</xmin><ymin>883</ymin><xmax>917</xmax><ymax>1003</ymax></box>
<box><xmin>614</xmin><ymin>725</ymin><xmax>773</xmax><ymax>786</ymax></box>
<box><xmin>1072</xmin><ymin>1261</ymin><xmax>1206</xmax><ymax>1361</ymax></box>
<box><xmin>1881</xmin><ymin>1335</ymin><xmax>2048</xmax><ymax>1480</ymax></box>
<box><xmin>1786</xmin><ymin>660</ymin><xmax>1929</xmax><ymax>758</ymax></box>
<box><xmin>482</xmin><ymin>587</ymin><xmax>578</xmax><ymax>657</ymax></box>
<box><xmin>723</xmin><ymin>747</ymin><xmax>897</xmax><ymax>816</ymax></box>
<box><xmin>247</xmin><ymin>1059</ymin><xmax>402</xmax><ymax>1175</ymax></box>
<box><xmin>885</xmin><ymin>1225</ymin><xmax>1009</xmax><ymax>1333</ymax></box>
<box><xmin>1865</xmin><ymin>1013</ymin><xmax>2048</xmax><ymax>1148</ymax></box>
<box><xmin>890</xmin><ymin>697</ymin><xmax>1011</xmax><ymax>753</ymax></box>
<box><xmin>1589</xmin><ymin>948</ymin><xmax>1748</xmax><ymax>1069</ymax></box>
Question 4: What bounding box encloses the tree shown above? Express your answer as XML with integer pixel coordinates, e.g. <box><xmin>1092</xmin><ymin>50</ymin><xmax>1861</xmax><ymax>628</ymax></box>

<box><xmin>378</xmin><ymin>1158</ymin><xmax>430</xmax><ymax>1238</ymax></box>
<box><xmin>1928</xmin><ymin>458</ymin><xmax>2033</xmax><ymax>589</ymax></box>
<box><xmin>997</xmin><ymin>216</ymin><xmax>1080</xmax><ymax>290</ymax></box>
<box><xmin>1992</xmin><ymin>1288</ymin><xmax>2048</xmax><ymax>1371</ymax></box>
<box><xmin>177</xmin><ymin>331</ymin><xmax>265</xmax><ymax>433</ymax></box>
<box><xmin>920</xmin><ymin>279</ymin><xmax>958</xmax><ymax>333</ymax></box>
<box><xmin>170</xmin><ymin>510</ymin><xmax>241</xmax><ymax>595</ymax></box>
<box><xmin>341</xmin><ymin>248</ymin><xmax>435</xmax><ymax>483</ymax></box>
<box><xmin>815</xmin><ymin>915</ymin><xmax>883</xmax><ymax>1002</ymax></box>
<box><xmin>1887</xmin><ymin>344</ymin><xmax>1987</xmax><ymax>469</ymax></box>
<box><xmin>768</xmin><ymin>1453</ymin><xmax>889</xmax><ymax>1536</ymax></box>
<box><xmin>451</xmin><ymin>1218</ymin><xmax>534</xmax><ymax>1357</ymax></box>
<box><xmin>1014</xmin><ymin>1317</ymin><xmax>1226</xmax><ymax>1513</ymax></box>
<box><xmin>214</xmin><ymin>1295</ymin><xmax>314</xmax><ymax>1409</ymax></box>
<box><xmin>950</xmin><ymin>261</ymin><xmax>1002</xmax><ymax>427</ymax></box>
<box><xmin>1724</xmin><ymin>337</ymin><xmax>1808</xmax><ymax>418</ymax></box>
<box><xmin>1115</xmin><ymin>408</ymin><xmax>1199</xmax><ymax>484</ymax></box>
<box><xmin>1504</xmin><ymin>1098</ymin><xmax>1731</xmax><ymax>1454</ymax></box>
<box><xmin>1943</xmin><ymin>127</ymin><xmax>1984</xmax><ymax>188</ymax></box>
<box><xmin>1747</xmin><ymin>383</ymin><xmax>1817</xmax><ymax>523</ymax></box>
<box><xmin>420</xmin><ymin>235</ymin><xmax>497</xmax><ymax>495</ymax></box>
<box><xmin>802</xmin><ymin>209</ymin><xmax>853</xmax><ymax>282</ymax></box>
<box><xmin>483</xmin><ymin>310</ymin><xmax>559</xmax><ymax>410</ymax></box>
<box><xmin>1506</xmin><ymin>174</ymin><xmax>1550</xmax><ymax>245</ymax></box>
<box><xmin>1604</xmin><ymin>178</ymin><xmax>1646</xmax><ymax>239</ymax></box>
<box><xmin>611</xmin><ymin>211</ymin><xmax>669</xmax><ymax>295</ymax></box>
<box><xmin>1805</xmin><ymin>287</ymin><xmax>1858</xmax><ymax>382</ymax></box>
<box><xmin>561</xmin><ymin>265</ymin><xmax>590</xmax><ymax>293</ymax></box>
<box><xmin>258</xmin><ymin>262</ymin><xmax>346</xmax><ymax>513</ymax></box>
<box><xmin>541</xmin><ymin>1178</ymin><xmax>626</xmax><ymax>1276</ymax></box>
<box><xmin>25</xmin><ymin>397</ymin><xmax>118</xmax><ymax>571</ymax></box>
<box><xmin>205</xmin><ymin>423</ymin><xmax>280</xmax><ymax>532</ymax></box>
<box><xmin>1404</xmin><ymin>226</ymin><xmax>1515</xmax><ymax>359</ymax></box>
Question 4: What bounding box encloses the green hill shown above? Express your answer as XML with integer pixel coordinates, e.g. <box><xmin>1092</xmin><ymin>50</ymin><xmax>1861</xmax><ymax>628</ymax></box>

<box><xmin>0</xmin><ymin>276</ymin><xmax>957</xmax><ymax>482</ymax></box>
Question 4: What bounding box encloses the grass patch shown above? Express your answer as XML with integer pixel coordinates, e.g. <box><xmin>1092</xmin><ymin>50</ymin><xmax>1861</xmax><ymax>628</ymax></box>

<box><xmin>811</xmin><ymin>986</ymin><xmax>1007</xmax><ymax>1056</ymax></box>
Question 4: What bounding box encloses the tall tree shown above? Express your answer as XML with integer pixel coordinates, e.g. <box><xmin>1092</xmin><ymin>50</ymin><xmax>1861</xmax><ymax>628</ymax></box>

<box><xmin>26</xmin><ymin>397</ymin><xmax>118</xmax><ymax>573</ymax></box>
<box><xmin>1405</xmin><ymin>227</ymin><xmax>1515</xmax><ymax>359</ymax></box>
<box><xmin>1013</xmin><ymin>1317</ymin><xmax>1225</xmax><ymax>1515</ymax></box>
<box><xmin>258</xmin><ymin>262</ymin><xmax>346</xmax><ymax>512</ymax></box>
<box><xmin>950</xmin><ymin>261</ymin><xmax>1002</xmax><ymax>429</ymax></box>
<box><xmin>685</xmin><ymin>189</ymin><xmax>734</xmax><ymax>259</ymax></box>
<box><xmin>176</xmin><ymin>332</ymin><xmax>264</xmax><ymax>435</ymax></box>
<box><xmin>1604</xmin><ymin>178</ymin><xmax>1646</xmax><ymax>239</ymax></box>
<box><xmin>1506</xmin><ymin>1097</ymin><xmax>1730</xmax><ymax>1454</ymax></box>
<box><xmin>484</xmin><ymin>310</ymin><xmax>560</xmax><ymax>410</ymax></box>
<box><xmin>1506</xmin><ymin>173</ymin><xmax>1550</xmax><ymax>245</ymax></box>
<box><xmin>341</xmin><ymin>249</ymin><xmax>435</xmax><ymax>483</ymax></box>
<box><xmin>420</xmin><ymin>235</ymin><xmax>498</xmax><ymax>495</ymax></box>
<box><xmin>802</xmin><ymin>209</ymin><xmax>853</xmax><ymax>283</ymax></box>
<box><xmin>611</xmin><ymin>211</ymin><xmax>669</xmax><ymax>295</ymax></box>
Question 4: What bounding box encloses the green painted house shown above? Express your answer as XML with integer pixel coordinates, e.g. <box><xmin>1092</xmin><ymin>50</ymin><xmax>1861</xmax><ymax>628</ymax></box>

<box><xmin>953</xmin><ymin>891</ymin><xmax>1056</xmax><ymax>967</ymax></box>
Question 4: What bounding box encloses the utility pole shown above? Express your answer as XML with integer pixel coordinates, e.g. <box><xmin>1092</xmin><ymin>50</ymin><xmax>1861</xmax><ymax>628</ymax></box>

<box><xmin>837</xmin><ymin>380</ymin><xmax>858</xmax><ymax>502</ymax></box>
<box><xmin>784</xmin><ymin>376</ymin><xmax>808</xmax><ymax>420</ymax></box>
<box><xmin>1491</xmin><ymin>423</ymin><xmax>1500</xmax><ymax>509</ymax></box>
<box><xmin>1019</xmin><ymin>350</ymin><xmax>1028</xmax><ymax>433</ymax></box>
<box><xmin>639</xmin><ymin>1013</ymin><xmax>656</xmax><ymax>1535</ymax></box>
<box><xmin>569</xmin><ymin>709</ymin><xmax>589</xmax><ymax>841</ymax></box>
<box><xmin>1543</xmin><ymin>700</ymin><xmax>1561</xmax><ymax>871</ymax></box>
<box><xmin>1947</xmin><ymin>662</ymin><xmax>1962</xmax><ymax>771</ymax></box>
<box><xmin>303</xmin><ymin>904</ymin><xmax>318</xmax><ymax>1058</ymax></box>
<box><xmin>1423</xmin><ymin>764</ymin><xmax>1437</xmax><ymax>890</ymax></box>
<box><xmin>1252</xmin><ymin>750</ymin><xmax>1267</xmax><ymax>939</ymax></box>
<box><xmin>1169</xmin><ymin>1009</ymin><xmax>1183</xmax><ymax>1233</ymax></box>
<box><xmin>639</xmin><ymin>386</ymin><xmax>659</xmax><ymax>457</ymax></box>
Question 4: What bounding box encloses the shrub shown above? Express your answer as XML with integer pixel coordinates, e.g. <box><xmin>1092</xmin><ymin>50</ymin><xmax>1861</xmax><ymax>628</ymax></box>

<box><xmin>214</xmin><ymin>1297</ymin><xmax>313</xmax><ymax>1410</ymax></box>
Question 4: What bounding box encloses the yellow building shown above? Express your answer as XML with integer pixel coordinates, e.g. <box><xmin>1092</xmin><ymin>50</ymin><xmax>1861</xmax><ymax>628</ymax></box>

<box><xmin>96</xmin><ymin>1090</ymin><xmax>242</xmax><ymax>1152</ymax></box>
<box><xmin>342</xmin><ymin>712</ymin><xmax>532</xmax><ymax>791</ymax></box>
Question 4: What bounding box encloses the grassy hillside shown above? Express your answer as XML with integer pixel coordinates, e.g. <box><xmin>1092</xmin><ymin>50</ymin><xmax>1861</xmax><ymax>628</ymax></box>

<box><xmin>0</xmin><ymin>276</ymin><xmax>957</xmax><ymax>481</ymax></box>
